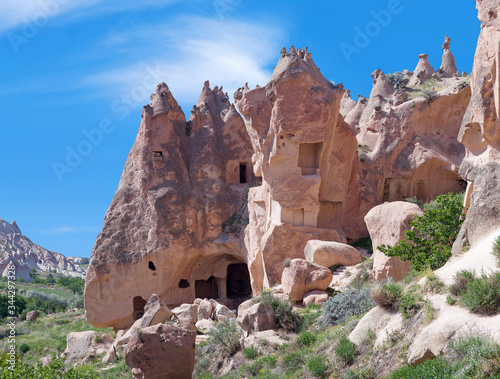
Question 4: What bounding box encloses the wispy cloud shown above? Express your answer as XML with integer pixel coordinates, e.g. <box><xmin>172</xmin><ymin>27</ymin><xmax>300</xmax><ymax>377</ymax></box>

<box><xmin>39</xmin><ymin>225</ymin><xmax>99</xmax><ymax>235</ymax></box>
<box><xmin>0</xmin><ymin>0</ymin><xmax>180</xmax><ymax>34</ymax></box>
<box><xmin>82</xmin><ymin>15</ymin><xmax>284</xmax><ymax>107</ymax></box>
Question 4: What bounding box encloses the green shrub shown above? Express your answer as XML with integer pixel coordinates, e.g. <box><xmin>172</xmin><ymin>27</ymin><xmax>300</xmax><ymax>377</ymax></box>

<box><xmin>386</xmin><ymin>71</ymin><xmax>409</xmax><ymax>89</ymax></box>
<box><xmin>370</xmin><ymin>282</ymin><xmax>402</xmax><ymax>309</ymax></box>
<box><xmin>398</xmin><ymin>291</ymin><xmax>421</xmax><ymax>319</ymax></box>
<box><xmin>386</xmin><ymin>358</ymin><xmax>455</xmax><ymax>378</ymax></box>
<box><xmin>283</xmin><ymin>351</ymin><xmax>304</xmax><ymax>370</ymax></box>
<box><xmin>258</xmin><ymin>290</ymin><xmax>300</xmax><ymax>332</ymax></box>
<box><xmin>319</xmin><ymin>287</ymin><xmax>373</xmax><ymax>327</ymax></box>
<box><xmin>0</xmin><ymin>353</ymin><xmax>97</xmax><ymax>378</ymax></box>
<box><xmin>19</xmin><ymin>343</ymin><xmax>30</xmax><ymax>354</ymax></box>
<box><xmin>296</xmin><ymin>331</ymin><xmax>316</xmax><ymax>347</ymax></box>
<box><xmin>206</xmin><ymin>319</ymin><xmax>242</xmax><ymax>356</ymax></box>
<box><xmin>460</xmin><ymin>272</ymin><xmax>500</xmax><ymax>315</ymax></box>
<box><xmin>449</xmin><ymin>269</ymin><xmax>476</xmax><ymax>296</ymax></box>
<box><xmin>307</xmin><ymin>355</ymin><xmax>328</xmax><ymax>378</ymax></box>
<box><xmin>243</xmin><ymin>345</ymin><xmax>259</xmax><ymax>360</ymax></box>
<box><xmin>450</xmin><ymin>332</ymin><xmax>500</xmax><ymax>378</ymax></box>
<box><xmin>425</xmin><ymin>273</ymin><xmax>445</xmax><ymax>293</ymax></box>
<box><xmin>493</xmin><ymin>235</ymin><xmax>500</xmax><ymax>265</ymax></box>
<box><xmin>446</xmin><ymin>296</ymin><xmax>456</xmax><ymax>306</ymax></box>
<box><xmin>335</xmin><ymin>335</ymin><xmax>357</xmax><ymax>365</ymax></box>
<box><xmin>379</xmin><ymin>193</ymin><xmax>464</xmax><ymax>271</ymax></box>
<box><xmin>260</xmin><ymin>354</ymin><xmax>278</xmax><ymax>367</ymax></box>
<box><xmin>343</xmin><ymin>367</ymin><xmax>376</xmax><ymax>379</ymax></box>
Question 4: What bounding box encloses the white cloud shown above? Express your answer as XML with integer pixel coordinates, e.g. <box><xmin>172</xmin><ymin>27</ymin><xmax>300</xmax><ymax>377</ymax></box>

<box><xmin>82</xmin><ymin>16</ymin><xmax>284</xmax><ymax>109</ymax></box>
<box><xmin>0</xmin><ymin>0</ymin><xmax>179</xmax><ymax>34</ymax></box>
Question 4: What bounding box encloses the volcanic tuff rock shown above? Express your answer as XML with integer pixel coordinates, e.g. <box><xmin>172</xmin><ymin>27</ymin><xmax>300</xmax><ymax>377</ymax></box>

<box><xmin>235</xmin><ymin>46</ymin><xmax>366</xmax><ymax>288</ymax></box>
<box><xmin>453</xmin><ymin>0</ymin><xmax>500</xmax><ymax>252</ymax></box>
<box><xmin>342</xmin><ymin>38</ymin><xmax>470</xmax><ymax>207</ymax></box>
<box><xmin>0</xmin><ymin>218</ymin><xmax>86</xmax><ymax>281</ymax></box>
<box><xmin>85</xmin><ymin>81</ymin><xmax>255</xmax><ymax>329</ymax></box>
<box><xmin>86</xmin><ymin>42</ymin><xmax>474</xmax><ymax>330</ymax></box>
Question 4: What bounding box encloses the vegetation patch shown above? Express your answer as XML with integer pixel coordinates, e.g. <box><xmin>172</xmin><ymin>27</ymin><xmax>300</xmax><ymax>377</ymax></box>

<box><xmin>379</xmin><ymin>193</ymin><xmax>464</xmax><ymax>271</ymax></box>
<box><xmin>319</xmin><ymin>287</ymin><xmax>373</xmax><ymax>327</ymax></box>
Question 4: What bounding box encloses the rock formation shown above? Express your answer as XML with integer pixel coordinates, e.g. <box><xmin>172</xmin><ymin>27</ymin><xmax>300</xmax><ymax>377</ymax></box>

<box><xmin>87</xmin><ymin>42</ymin><xmax>475</xmax><ymax>330</ymax></box>
<box><xmin>0</xmin><ymin>218</ymin><xmax>86</xmax><ymax>281</ymax></box>
<box><xmin>453</xmin><ymin>0</ymin><xmax>500</xmax><ymax>252</ymax></box>
<box><xmin>342</xmin><ymin>49</ymin><xmax>470</xmax><ymax>208</ymax></box>
<box><xmin>235</xmin><ymin>46</ymin><xmax>366</xmax><ymax>288</ymax></box>
<box><xmin>365</xmin><ymin>202</ymin><xmax>424</xmax><ymax>281</ymax></box>
<box><xmin>85</xmin><ymin>82</ymin><xmax>255</xmax><ymax>329</ymax></box>
<box><xmin>440</xmin><ymin>35</ymin><xmax>459</xmax><ymax>77</ymax></box>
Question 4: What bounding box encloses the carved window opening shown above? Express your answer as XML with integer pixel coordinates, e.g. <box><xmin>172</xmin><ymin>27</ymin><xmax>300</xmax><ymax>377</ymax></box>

<box><xmin>239</xmin><ymin>163</ymin><xmax>247</xmax><ymax>184</ymax></box>
<box><xmin>148</xmin><ymin>261</ymin><xmax>156</xmax><ymax>271</ymax></box>
<box><xmin>195</xmin><ymin>276</ymin><xmax>218</xmax><ymax>299</ymax></box>
<box><xmin>298</xmin><ymin>142</ymin><xmax>322</xmax><ymax>176</ymax></box>
<box><xmin>178</xmin><ymin>279</ymin><xmax>190</xmax><ymax>288</ymax></box>
<box><xmin>133</xmin><ymin>296</ymin><xmax>147</xmax><ymax>320</ymax></box>
<box><xmin>226</xmin><ymin>263</ymin><xmax>252</xmax><ymax>299</ymax></box>
<box><xmin>152</xmin><ymin>151</ymin><xmax>163</xmax><ymax>160</ymax></box>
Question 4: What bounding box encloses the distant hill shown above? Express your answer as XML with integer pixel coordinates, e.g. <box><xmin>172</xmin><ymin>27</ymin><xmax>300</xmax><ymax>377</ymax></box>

<box><xmin>0</xmin><ymin>218</ymin><xmax>86</xmax><ymax>281</ymax></box>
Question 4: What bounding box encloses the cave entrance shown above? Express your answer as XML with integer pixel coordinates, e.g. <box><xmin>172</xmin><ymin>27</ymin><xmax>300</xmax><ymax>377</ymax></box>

<box><xmin>226</xmin><ymin>263</ymin><xmax>252</xmax><ymax>299</ymax></box>
<box><xmin>133</xmin><ymin>296</ymin><xmax>147</xmax><ymax>320</ymax></box>
<box><xmin>195</xmin><ymin>276</ymin><xmax>219</xmax><ymax>299</ymax></box>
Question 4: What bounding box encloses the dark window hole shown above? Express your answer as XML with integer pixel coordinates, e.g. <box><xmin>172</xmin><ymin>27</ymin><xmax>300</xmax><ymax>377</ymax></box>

<box><xmin>178</xmin><ymin>279</ymin><xmax>190</xmax><ymax>288</ymax></box>
<box><xmin>148</xmin><ymin>261</ymin><xmax>156</xmax><ymax>271</ymax></box>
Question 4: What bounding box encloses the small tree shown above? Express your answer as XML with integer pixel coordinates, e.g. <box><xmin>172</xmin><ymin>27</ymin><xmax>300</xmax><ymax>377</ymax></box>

<box><xmin>386</xmin><ymin>71</ymin><xmax>409</xmax><ymax>89</ymax></box>
<box><xmin>379</xmin><ymin>193</ymin><xmax>464</xmax><ymax>271</ymax></box>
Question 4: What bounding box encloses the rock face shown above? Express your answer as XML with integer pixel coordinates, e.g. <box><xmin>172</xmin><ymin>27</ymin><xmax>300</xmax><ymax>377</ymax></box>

<box><xmin>453</xmin><ymin>0</ymin><xmax>500</xmax><ymax>253</ymax></box>
<box><xmin>365</xmin><ymin>202</ymin><xmax>424</xmax><ymax>281</ymax></box>
<box><xmin>0</xmin><ymin>218</ymin><xmax>86</xmax><ymax>281</ymax></box>
<box><xmin>85</xmin><ymin>82</ymin><xmax>255</xmax><ymax>329</ymax></box>
<box><xmin>235</xmin><ymin>46</ymin><xmax>365</xmax><ymax>289</ymax></box>
<box><xmin>124</xmin><ymin>323</ymin><xmax>196</xmax><ymax>379</ymax></box>
<box><xmin>342</xmin><ymin>43</ymin><xmax>470</xmax><ymax>209</ymax></box>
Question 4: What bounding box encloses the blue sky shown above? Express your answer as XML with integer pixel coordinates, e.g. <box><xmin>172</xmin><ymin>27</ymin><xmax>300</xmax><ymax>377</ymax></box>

<box><xmin>0</xmin><ymin>0</ymin><xmax>481</xmax><ymax>258</ymax></box>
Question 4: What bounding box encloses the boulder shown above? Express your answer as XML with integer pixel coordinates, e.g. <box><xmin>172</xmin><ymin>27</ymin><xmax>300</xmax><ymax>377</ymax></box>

<box><xmin>61</xmin><ymin>331</ymin><xmax>113</xmax><ymax>362</ymax></box>
<box><xmin>243</xmin><ymin>330</ymin><xmax>288</xmax><ymax>348</ymax></box>
<box><xmin>172</xmin><ymin>303</ymin><xmax>198</xmax><ymax>331</ymax></box>
<box><xmin>214</xmin><ymin>304</ymin><xmax>236</xmax><ymax>322</ymax></box>
<box><xmin>102</xmin><ymin>346</ymin><xmax>117</xmax><ymax>364</ymax></box>
<box><xmin>197</xmin><ymin>299</ymin><xmax>213</xmax><ymax>321</ymax></box>
<box><xmin>304</xmin><ymin>240</ymin><xmax>363</xmax><ymax>267</ymax></box>
<box><xmin>237</xmin><ymin>302</ymin><xmax>276</xmax><ymax>335</ymax></box>
<box><xmin>40</xmin><ymin>356</ymin><xmax>52</xmax><ymax>367</ymax></box>
<box><xmin>124</xmin><ymin>323</ymin><xmax>196</xmax><ymax>379</ymax></box>
<box><xmin>303</xmin><ymin>290</ymin><xmax>329</xmax><ymax>306</ymax></box>
<box><xmin>349</xmin><ymin>306</ymin><xmax>403</xmax><ymax>348</ymax></box>
<box><xmin>237</xmin><ymin>299</ymin><xmax>254</xmax><ymax>315</ymax></box>
<box><xmin>141</xmin><ymin>294</ymin><xmax>174</xmax><ymax>327</ymax></box>
<box><xmin>195</xmin><ymin>318</ymin><xmax>216</xmax><ymax>333</ymax></box>
<box><xmin>26</xmin><ymin>310</ymin><xmax>39</xmax><ymax>322</ymax></box>
<box><xmin>281</xmin><ymin>259</ymin><xmax>333</xmax><ymax>301</ymax></box>
<box><xmin>365</xmin><ymin>202</ymin><xmax>424</xmax><ymax>281</ymax></box>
